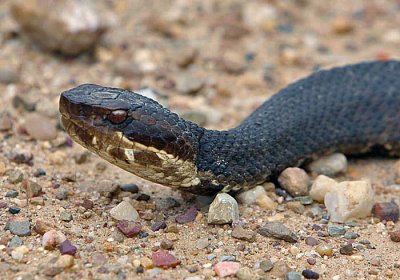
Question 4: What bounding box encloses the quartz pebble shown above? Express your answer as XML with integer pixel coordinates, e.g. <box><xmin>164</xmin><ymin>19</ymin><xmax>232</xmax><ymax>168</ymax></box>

<box><xmin>110</xmin><ymin>201</ymin><xmax>139</xmax><ymax>221</ymax></box>
<box><xmin>55</xmin><ymin>255</ymin><xmax>75</xmax><ymax>268</ymax></box>
<box><xmin>236</xmin><ymin>185</ymin><xmax>276</xmax><ymax>210</ymax></box>
<box><xmin>11</xmin><ymin>0</ymin><xmax>112</xmax><ymax>56</ymax></box>
<box><xmin>309</xmin><ymin>175</ymin><xmax>338</xmax><ymax>203</ymax></box>
<box><xmin>152</xmin><ymin>251</ymin><xmax>181</xmax><ymax>267</ymax></box>
<box><xmin>42</xmin><ymin>230</ymin><xmax>66</xmax><ymax>249</ymax></box>
<box><xmin>257</xmin><ymin>222</ymin><xmax>298</xmax><ymax>243</ymax></box>
<box><xmin>308</xmin><ymin>153</ymin><xmax>347</xmax><ymax>176</ymax></box>
<box><xmin>315</xmin><ymin>244</ymin><xmax>333</xmax><ymax>257</ymax></box>
<box><xmin>11</xmin><ymin>245</ymin><xmax>29</xmax><ymax>261</ymax></box>
<box><xmin>278</xmin><ymin>167</ymin><xmax>310</xmax><ymax>196</ymax></box>
<box><xmin>372</xmin><ymin>202</ymin><xmax>399</xmax><ymax>222</ymax></box>
<box><xmin>325</xmin><ymin>180</ymin><xmax>374</xmax><ymax>223</ymax></box>
<box><xmin>207</xmin><ymin>193</ymin><xmax>239</xmax><ymax>224</ymax></box>
<box><xmin>214</xmin><ymin>261</ymin><xmax>240</xmax><ymax>278</ymax></box>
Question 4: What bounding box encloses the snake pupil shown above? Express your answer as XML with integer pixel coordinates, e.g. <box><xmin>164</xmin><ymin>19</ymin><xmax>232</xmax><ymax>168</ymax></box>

<box><xmin>108</xmin><ymin>110</ymin><xmax>128</xmax><ymax>124</ymax></box>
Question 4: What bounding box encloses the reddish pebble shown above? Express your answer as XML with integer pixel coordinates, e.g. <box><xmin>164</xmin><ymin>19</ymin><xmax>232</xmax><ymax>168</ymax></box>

<box><xmin>59</xmin><ymin>239</ymin><xmax>77</xmax><ymax>256</ymax></box>
<box><xmin>175</xmin><ymin>207</ymin><xmax>198</xmax><ymax>224</ymax></box>
<box><xmin>372</xmin><ymin>202</ymin><xmax>399</xmax><ymax>222</ymax></box>
<box><xmin>152</xmin><ymin>251</ymin><xmax>181</xmax><ymax>267</ymax></box>
<box><xmin>81</xmin><ymin>199</ymin><xmax>94</xmax><ymax>210</ymax></box>
<box><xmin>389</xmin><ymin>230</ymin><xmax>400</xmax><ymax>242</ymax></box>
<box><xmin>0</xmin><ymin>202</ymin><xmax>7</xmax><ymax>209</ymax></box>
<box><xmin>116</xmin><ymin>220</ymin><xmax>142</xmax><ymax>237</ymax></box>
<box><xmin>151</xmin><ymin>221</ymin><xmax>167</xmax><ymax>232</ymax></box>
<box><xmin>214</xmin><ymin>261</ymin><xmax>240</xmax><ymax>277</ymax></box>
<box><xmin>305</xmin><ymin>236</ymin><xmax>320</xmax><ymax>246</ymax></box>
<box><xmin>307</xmin><ymin>258</ymin><xmax>316</xmax><ymax>265</ymax></box>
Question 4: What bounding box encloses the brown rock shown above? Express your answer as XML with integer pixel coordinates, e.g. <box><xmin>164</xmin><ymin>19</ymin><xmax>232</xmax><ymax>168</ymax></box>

<box><xmin>231</xmin><ymin>225</ymin><xmax>256</xmax><ymax>242</ymax></box>
<box><xmin>372</xmin><ymin>202</ymin><xmax>399</xmax><ymax>222</ymax></box>
<box><xmin>278</xmin><ymin>167</ymin><xmax>310</xmax><ymax>197</ymax></box>
<box><xmin>389</xmin><ymin>230</ymin><xmax>400</xmax><ymax>242</ymax></box>
<box><xmin>23</xmin><ymin>113</ymin><xmax>57</xmax><ymax>141</ymax></box>
<box><xmin>152</xmin><ymin>251</ymin><xmax>181</xmax><ymax>267</ymax></box>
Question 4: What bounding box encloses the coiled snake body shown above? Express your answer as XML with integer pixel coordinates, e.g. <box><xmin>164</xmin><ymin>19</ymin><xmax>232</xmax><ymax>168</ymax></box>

<box><xmin>59</xmin><ymin>60</ymin><xmax>400</xmax><ymax>195</ymax></box>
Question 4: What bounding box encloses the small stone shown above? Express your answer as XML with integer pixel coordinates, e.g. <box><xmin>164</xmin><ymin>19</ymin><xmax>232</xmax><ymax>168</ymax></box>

<box><xmin>340</xmin><ymin>244</ymin><xmax>354</xmax><ymax>255</ymax></box>
<box><xmin>289</xmin><ymin>246</ymin><xmax>300</xmax><ymax>255</ymax></box>
<box><xmin>8</xmin><ymin>206</ymin><xmax>21</xmax><ymax>214</ymax></box>
<box><xmin>55</xmin><ymin>187</ymin><xmax>68</xmax><ymax>200</ymax></box>
<box><xmin>344</xmin><ymin>232</ymin><xmax>359</xmax><ymax>239</ymax></box>
<box><xmin>271</xmin><ymin>261</ymin><xmax>290</xmax><ymax>278</ymax></box>
<box><xmin>307</xmin><ymin>258</ymin><xmax>316</xmax><ymax>265</ymax></box>
<box><xmin>175</xmin><ymin>207</ymin><xmax>198</xmax><ymax>224</ymax></box>
<box><xmin>11</xmin><ymin>0</ymin><xmax>112</xmax><ymax>56</ymax></box>
<box><xmin>48</xmin><ymin>151</ymin><xmax>67</xmax><ymax>165</ymax></box>
<box><xmin>116</xmin><ymin>221</ymin><xmax>142</xmax><ymax>237</ymax></box>
<box><xmin>305</xmin><ymin>236</ymin><xmax>320</xmax><ymax>246</ymax></box>
<box><xmin>42</xmin><ymin>230</ymin><xmax>66</xmax><ymax>249</ymax></box>
<box><xmin>60</xmin><ymin>211</ymin><xmax>73</xmax><ymax>222</ymax></box>
<box><xmin>285</xmin><ymin>272</ymin><xmax>302</xmax><ymax>280</ymax></box>
<box><xmin>11</xmin><ymin>245</ymin><xmax>29</xmax><ymax>261</ymax></box>
<box><xmin>370</xmin><ymin>257</ymin><xmax>381</xmax><ymax>266</ymax></box>
<box><xmin>55</xmin><ymin>254</ymin><xmax>74</xmax><ymax>268</ymax></box>
<box><xmin>302</xmin><ymin>269</ymin><xmax>320</xmax><ymax>279</ymax></box>
<box><xmin>372</xmin><ymin>202</ymin><xmax>399</xmax><ymax>222</ymax></box>
<box><xmin>23</xmin><ymin>180</ymin><xmax>43</xmax><ymax>197</ymax></box>
<box><xmin>315</xmin><ymin>244</ymin><xmax>333</xmax><ymax>257</ymax></box>
<box><xmin>134</xmin><ymin>193</ymin><xmax>150</xmax><ymax>201</ymax></box>
<box><xmin>0</xmin><ymin>202</ymin><xmax>7</xmax><ymax>209</ymax></box>
<box><xmin>0</xmin><ymin>112</ymin><xmax>13</xmax><ymax>131</ymax></box>
<box><xmin>278</xmin><ymin>167</ymin><xmax>310</xmax><ymax>196</ymax></box>
<box><xmin>73</xmin><ymin>152</ymin><xmax>89</xmax><ymax>164</ymax></box>
<box><xmin>7</xmin><ymin>220</ymin><xmax>31</xmax><ymax>236</ymax></box>
<box><xmin>152</xmin><ymin>251</ymin><xmax>181</xmax><ymax>267</ymax></box>
<box><xmin>214</xmin><ymin>261</ymin><xmax>240</xmax><ymax>278</ymax></box>
<box><xmin>159</xmin><ymin>197</ymin><xmax>181</xmax><ymax>210</ymax></box>
<box><xmin>255</xmin><ymin>193</ymin><xmax>278</xmax><ymax>210</ymax></box>
<box><xmin>325</xmin><ymin>180</ymin><xmax>374</xmax><ymax>223</ymax></box>
<box><xmin>0</xmin><ymin>161</ymin><xmax>6</xmax><ymax>175</ymax></box>
<box><xmin>33</xmin><ymin>219</ymin><xmax>53</xmax><ymax>235</ymax></box>
<box><xmin>151</xmin><ymin>221</ymin><xmax>167</xmax><ymax>232</ymax></box>
<box><xmin>110</xmin><ymin>201</ymin><xmax>139</xmax><ymax>221</ymax></box>
<box><xmin>9</xmin><ymin>236</ymin><xmax>23</xmax><ymax>247</ymax></box>
<box><xmin>231</xmin><ymin>225</ymin><xmax>256</xmax><ymax>242</ymax></box>
<box><xmin>294</xmin><ymin>196</ymin><xmax>313</xmax><ymax>205</ymax></box>
<box><xmin>176</xmin><ymin>74</ymin><xmax>204</xmax><ymax>94</ymax></box>
<box><xmin>235</xmin><ymin>268</ymin><xmax>255</xmax><ymax>280</ymax></box>
<box><xmin>309</xmin><ymin>175</ymin><xmax>338</xmax><ymax>203</ymax></box>
<box><xmin>236</xmin><ymin>185</ymin><xmax>267</xmax><ymax>205</ymax></box>
<box><xmin>0</xmin><ymin>67</ymin><xmax>19</xmax><ymax>84</ymax></box>
<box><xmin>140</xmin><ymin>257</ymin><xmax>154</xmax><ymax>269</ymax></box>
<box><xmin>6</xmin><ymin>190</ymin><xmax>19</xmax><ymax>198</ymax></box>
<box><xmin>259</xmin><ymin>259</ymin><xmax>274</xmax><ymax>272</ymax></box>
<box><xmin>328</xmin><ymin>225</ymin><xmax>346</xmax><ymax>237</ymax></box>
<box><xmin>257</xmin><ymin>222</ymin><xmax>298</xmax><ymax>243</ymax></box>
<box><xmin>332</xmin><ymin>18</ymin><xmax>354</xmax><ymax>34</ymax></box>
<box><xmin>8</xmin><ymin>170</ymin><xmax>24</xmax><ymax>184</ymax></box>
<box><xmin>59</xmin><ymin>239</ymin><xmax>77</xmax><ymax>256</ymax></box>
<box><xmin>160</xmin><ymin>239</ymin><xmax>174</xmax><ymax>250</ymax></box>
<box><xmin>81</xmin><ymin>199</ymin><xmax>94</xmax><ymax>210</ymax></box>
<box><xmin>196</xmin><ymin>238</ymin><xmax>209</xmax><ymax>250</ymax></box>
<box><xmin>120</xmin><ymin>183</ymin><xmax>139</xmax><ymax>193</ymax></box>
<box><xmin>308</xmin><ymin>153</ymin><xmax>347</xmax><ymax>176</ymax></box>
<box><xmin>34</xmin><ymin>168</ymin><xmax>46</xmax><ymax>177</ymax></box>
<box><xmin>286</xmin><ymin>201</ymin><xmax>305</xmax><ymax>214</ymax></box>
<box><xmin>207</xmin><ymin>193</ymin><xmax>239</xmax><ymax>224</ymax></box>
<box><xmin>389</xmin><ymin>230</ymin><xmax>400</xmax><ymax>242</ymax></box>
<box><xmin>22</xmin><ymin>113</ymin><xmax>57</xmax><ymax>140</ymax></box>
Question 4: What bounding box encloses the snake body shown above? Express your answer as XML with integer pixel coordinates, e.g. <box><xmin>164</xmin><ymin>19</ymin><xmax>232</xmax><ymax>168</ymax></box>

<box><xmin>59</xmin><ymin>60</ymin><xmax>400</xmax><ymax>195</ymax></box>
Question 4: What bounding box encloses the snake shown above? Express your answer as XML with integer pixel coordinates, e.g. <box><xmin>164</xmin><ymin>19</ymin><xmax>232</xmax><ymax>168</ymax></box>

<box><xmin>59</xmin><ymin>60</ymin><xmax>400</xmax><ymax>195</ymax></box>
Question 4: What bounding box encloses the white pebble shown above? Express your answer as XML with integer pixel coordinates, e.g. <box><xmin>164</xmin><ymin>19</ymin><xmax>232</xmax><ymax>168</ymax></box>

<box><xmin>110</xmin><ymin>201</ymin><xmax>139</xmax><ymax>221</ymax></box>
<box><xmin>308</xmin><ymin>153</ymin><xmax>347</xmax><ymax>176</ymax></box>
<box><xmin>309</xmin><ymin>175</ymin><xmax>338</xmax><ymax>203</ymax></box>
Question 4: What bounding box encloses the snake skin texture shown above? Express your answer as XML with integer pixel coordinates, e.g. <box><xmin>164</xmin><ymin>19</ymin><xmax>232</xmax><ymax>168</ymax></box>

<box><xmin>60</xmin><ymin>60</ymin><xmax>400</xmax><ymax>195</ymax></box>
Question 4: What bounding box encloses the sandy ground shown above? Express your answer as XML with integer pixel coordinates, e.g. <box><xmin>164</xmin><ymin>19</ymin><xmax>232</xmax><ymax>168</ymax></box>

<box><xmin>1</xmin><ymin>0</ymin><xmax>400</xmax><ymax>279</ymax></box>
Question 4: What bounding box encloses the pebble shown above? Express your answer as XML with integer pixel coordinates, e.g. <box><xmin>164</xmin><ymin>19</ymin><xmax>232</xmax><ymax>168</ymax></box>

<box><xmin>55</xmin><ymin>255</ymin><xmax>74</xmax><ymax>269</ymax></box>
<box><xmin>315</xmin><ymin>244</ymin><xmax>333</xmax><ymax>257</ymax></box>
<box><xmin>196</xmin><ymin>238</ymin><xmax>209</xmax><ymax>249</ymax></box>
<box><xmin>159</xmin><ymin>197</ymin><xmax>181</xmax><ymax>210</ymax></box>
<box><xmin>286</xmin><ymin>201</ymin><xmax>305</xmax><ymax>214</ymax></box>
<box><xmin>344</xmin><ymin>232</ymin><xmax>359</xmax><ymax>239</ymax></box>
<box><xmin>110</xmin><ymin>201</ymin><xmax>139</xmax><ymax>221</ymax></box>
<box><xmin>0</xmin><ymin>161</ymin><xmax>6</xmax><ymax>175</ymax></box>
<box><xmin>271</xmin><ymin>260</ymin><xmax>290</xmax><ymax>278</ymax></box>
<box><xmin>207</xmin><ymin>193</ymin><xmax>239</xmax><ymax>224</ymax></box>
<box><xmin>0</xmin><ymin>67</ymin><xmax>19</xmax><ymax>84</ymax></box>
<box><xmin>257</xmin><ymin>222</ymin><xmax>298</xmax><ymax>243</ymax></box>
<box><xmin>295</xmin><ymin>196</ymin><xmax>314</xmax><ymax>205</ymax></box>
<box><xmin>60</xmin><ymin>211</ymin><xmax>73</xmax><ymax>222</ymax></box>
<box><xmin>23</xmin><ymin>180</ymin><xmax>43</xmax><ymax>197</ymax></box>
<box><xmin>160</xmin><ymin>239</ymin><xmax>174</xmax><ymax>250</ymax></box>
<box><xmin>8</xmin><ymin>206</ymin><xmax>21</xmax><ymax>215</ymax></box>
<box><xmin>6</xmin><ymin>220</ymin><xmax>31</xmax><ymax>236</ymax></box>
<box><xmin>278</xmin><ymin>167</ymin><xmax>310</xmax><ymax>196</ymax></box>
<box><xmin>302</xmin><ymin>269</ymin><xmax>320</xmax><ymax>279</ymax></box>
<box><xmin>120</xmin><ymin>183</ymin><xmax>139</xmax><ymax>193</ymax></box>
<box><xmin>309</xmin><ymin>175</ymin><xmax>338</xmax><ymax>203</ymax></box>
<box><xmin>9</xmin><ymin>236</ymin><xmax>23</xmax><ymax>247</ymax></box>
<box><xmin>340</xmin><ymin>244</ymin><xmax>355</xmax><ymax>255</ymax></box>
<box><xmin>151</xmin><ymin>221</ymin><xmax>167</xmax><ymax>232</ymax></box>
<box><xmin>231</xmin><ymin>225</ymin><xmax>256</xmax><ymax>242</ymax></box>
<box><xmin>328</xmin><ymin>225</ymin><xmax>346</xmax><ymax>237</ymax></box>
<box><xmin>22</xmin><ymin>113</ymin><xmax>57</xmax><ymax>140</ymax></box>
<box><xmin>152</xmin><ymin>251</ymin><xmax>181</xmax><ymax>267</ymax></box>
<box><xmin>11</xmin><ymin>0</ymin><xmax>112</xmax><ymax>56</ymax></box>
<box><xmin>255</xmin><ymin>193</ymin><xmax>278</xmax><ymax>210</ymax></box>
<box><xmin>285</xmin><ymin>271</ymin><xmax>302</xmax><ymax>280</ymax></box>
<box><xmin>305</xmin><ymin>236</ymin><xmax>320</xmax><ymax>246</ymax></box>
<box><xmin>307</xmin><ymin>258</ymin><xmax>316</xmax><ymax>265</ymax></box>
<box><xmin>331</xmin><ymin>18</ymin><xmax>354</xmax><ymax>34</ymax></box>
<box><xmin>0</xmin><ymin>202</ymin><xmax>7</xmax><ymax>209</ymax></box>
<box><xmin>176</xmin><ymin>74</ymin><xmax>204</xmax><ymax>94</ymax></box>
<box><xmin>235</xmin><ymin>268</ymin><xmax>255</xmax><ymax>280</ymax></box>
<box><xmin>0</xmin><ymin>112</ymin><xmax>13</xmax><ymax>131</ymax></box>
<box><xmin>372</xmin><ymin>202</ymin><xmax>399</xmax><ymax>222</ymax></box>
<box><xmin>8</xmin><ymin>170</ymin><xmax>24</xmax><ymax>184</ymax></box>
<box><xmin>81</xmin><ymin>199</ymin><xmax>94</xmax><ymax>210</ymax></box>
<box><xmin>389</xmin><ymin>230</ymin><xmax>400</xmax><ymax>242</ymax></box>
<box><xmin>59</xmin><ymin>239</ymin><xmax>77</xmax><ymax>256</ymax></box>
<box><xmin>325</xmin><ymin>180</ymin><xmax>374</xmax><ymax>223</ymax></box>
<box><xmin>48</xmin><ymin>151</ymin><xmax>67</xmax><ymax>165</ymax></box>
<box><xmin>175</xmin><ymin>207</ymin><xmax>198</xmax><ymax>224</ymax></box>
<box><xmin>259</xmin><ymin>259</ymin><xmax>274</xmax><ymax>272</ymax></box>
<box><xmin>214</xmin><ymin>261</ymin><xmax>240</xmax><ymax>278</ymax></box>
<box><xmin>11</xmin><ymin>245</ymin><xmax>29</xmax><ymax>262</ymax></box>
<box><xmin>42</xmin><ymin>230</ymin><xmax>66</xmax><ymax>249</ymax></box>
<box><xmin>5</xmin><ymin>190</ymin><xmax>19</xmax><ymax>198</ymax></box>
<box><xmin>289</xmin><ymin>246</ymin><xmax>300</xmax><ymax>255</ymax></box>
<box><xmin>56</xmin><ymin>187</ymin><xmax>69</xmax><ymax>199</ymax></box>
<box><xmin>307</xmin><ymin>153</ymin><xmax>347</xmax><ymax>176</ymax></box>
<box><xmin>73</xmin><ymin>152</ymin><xmax>89</xmax><ymax>164</ymax></box>
<box><xmin>236</xmin><ymin>185</ymin><xmax>276</xmax><ymax>209</ymax></box>
<box><xmin>116</xmin><ymin>221</ymin><xmax>142</xmax><ymax>237</ymax></box>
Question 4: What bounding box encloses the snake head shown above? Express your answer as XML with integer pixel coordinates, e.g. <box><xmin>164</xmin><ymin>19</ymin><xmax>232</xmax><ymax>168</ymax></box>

<box><xmin>59</xmin><ymin>84</ymin><xmax>203</xmax><ymax>188</ymax></box>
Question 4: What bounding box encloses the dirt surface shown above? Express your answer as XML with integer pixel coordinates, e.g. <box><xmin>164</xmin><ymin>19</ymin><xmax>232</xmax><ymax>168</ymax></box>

<box><xmin>1</xmin><ymin>0</ymin><xmax>400</xmax><ymax>279</ymax></box>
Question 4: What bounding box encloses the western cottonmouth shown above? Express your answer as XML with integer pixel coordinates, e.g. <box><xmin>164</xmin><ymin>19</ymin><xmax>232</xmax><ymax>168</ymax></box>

<box><xmin>59</xmin><ymin>60</ymin><xmax>400</xmax><ymax>195</ymax></box>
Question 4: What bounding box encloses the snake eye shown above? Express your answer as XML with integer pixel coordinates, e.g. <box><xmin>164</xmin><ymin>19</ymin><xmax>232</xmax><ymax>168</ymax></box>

<box><xmin>108</xmin><ymin>110</ymin><xmax>128</xmax><ymax>124</ymax></box>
